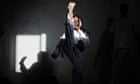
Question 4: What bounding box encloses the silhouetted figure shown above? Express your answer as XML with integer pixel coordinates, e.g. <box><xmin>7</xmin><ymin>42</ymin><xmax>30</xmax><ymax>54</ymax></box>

<box><xmin>109</xmin><ymin>3</ymin><xmax>137</xmax><ymax>84</ymax></box>
<box><xmin>20</xmin><ymin>51</ymin><xmax>58</xmax><ymax>84</ymax></box>
<box><xmin>52</xmin><ymin>1</ymin><xmax>89</xmax><ymax>84</ymax></box>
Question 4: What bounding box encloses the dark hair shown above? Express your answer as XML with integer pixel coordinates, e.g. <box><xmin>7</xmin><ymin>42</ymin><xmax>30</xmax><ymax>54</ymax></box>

<box><xmin>73</xmin><ymin>15</ymin><xmax>83</xmax><ymax>21</ymax></box>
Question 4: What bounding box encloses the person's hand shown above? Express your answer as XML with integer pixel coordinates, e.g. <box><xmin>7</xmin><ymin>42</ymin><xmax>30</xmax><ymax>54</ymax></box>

<box><xmin>19</xmin><ymin>56</ymin><xmax>27</xmax><ymax>65</ymax></box>
<box><xmin>67</xmin><ymin>1</ymin><xmax>76</xmax><ymax>13</ymax></box>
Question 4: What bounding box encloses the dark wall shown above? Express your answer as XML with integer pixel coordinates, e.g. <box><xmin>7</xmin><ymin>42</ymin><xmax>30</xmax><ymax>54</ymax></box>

<box><xmin>0</xmin><ymin>0</ymin><xmax>139</xmax><ymax>84</ymax></box>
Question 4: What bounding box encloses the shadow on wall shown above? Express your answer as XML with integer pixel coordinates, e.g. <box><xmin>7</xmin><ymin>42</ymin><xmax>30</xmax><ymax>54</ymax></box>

<box><xmin>94</xmin><ymin>17</ymin><xmax>115</xmax><ymax>84</ymax></box>
<box><xmin>95</xmin><ymin>3</ymin><xmax>139</xmax><ymax>84</ymax></box>
<box><xmin>19</xmin><ymin>51</ymin><xmax>58</xmax><ymax>84</ymax></box>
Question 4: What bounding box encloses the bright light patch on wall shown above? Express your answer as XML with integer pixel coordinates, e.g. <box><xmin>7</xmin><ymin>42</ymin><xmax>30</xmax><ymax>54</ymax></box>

<box><xmin>16</xmin><ymin>33</ymin><xmax>47</xmax><ymax>72</ymax></box>
<box><xmin>40</xmin><ymin>33</ymin><xmax>47</xmax><ymax>51</ymax></box>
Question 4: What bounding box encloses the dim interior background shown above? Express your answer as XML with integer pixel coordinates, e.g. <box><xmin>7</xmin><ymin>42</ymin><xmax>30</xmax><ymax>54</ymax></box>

<box><xmin>0</xmin><ymin>0</ymin><xmax>140</xmax><ymax>84</ymax></box>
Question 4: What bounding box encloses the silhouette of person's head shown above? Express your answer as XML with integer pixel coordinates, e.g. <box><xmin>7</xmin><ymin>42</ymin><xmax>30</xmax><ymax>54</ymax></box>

<box><xmin>120</xmin><ymin>3</ymin><xmax>128</xmax><ymax>18</ymax></box>
<box><xmin>37</xmin><ymin>51</ymin><xmax>48</xmax><ymax>63</ymax></box>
